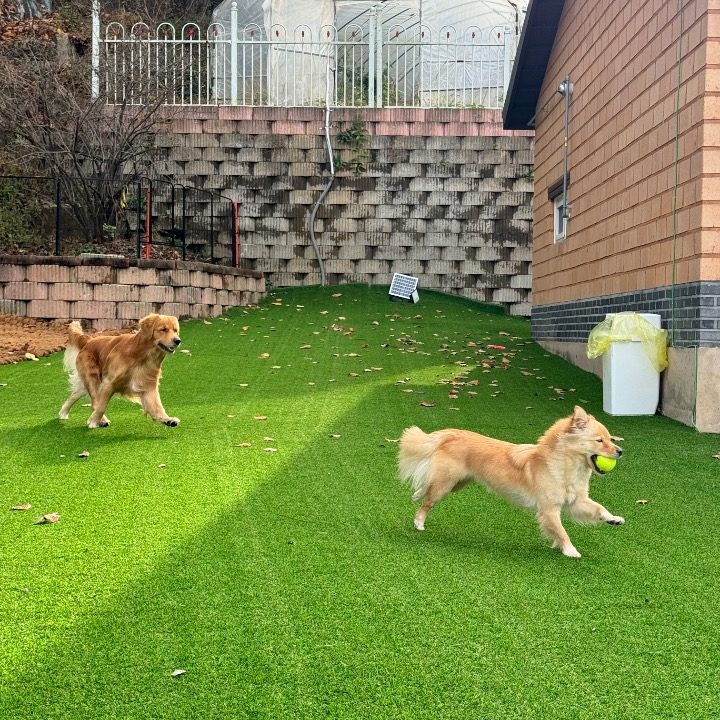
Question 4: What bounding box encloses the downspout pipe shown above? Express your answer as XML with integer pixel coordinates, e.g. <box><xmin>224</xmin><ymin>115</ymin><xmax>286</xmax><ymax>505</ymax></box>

<box><xmin>307</xmin><ymin>61</ymin><xmax>335</xmax><ymax>287</ymax></box>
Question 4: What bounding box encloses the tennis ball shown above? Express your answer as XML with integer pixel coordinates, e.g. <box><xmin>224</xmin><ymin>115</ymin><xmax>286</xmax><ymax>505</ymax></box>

<box><xmin>594</xmin><ymin>455</ymin><xmax>617</xmax><ymax>473</ymax></box>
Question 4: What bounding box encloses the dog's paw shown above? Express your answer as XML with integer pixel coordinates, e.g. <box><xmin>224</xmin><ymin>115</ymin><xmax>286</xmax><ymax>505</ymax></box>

<box><xmin>606</xmin><ymin>515</ymin><xmax>624</xmax><ymax>526</ymax></box>
<box><xmin>58</xmin><ymin>413</ymin><xmax>69</xmax><ymax>421</ymax></box>
<box><xmin>562</xmin><ymin>546</ymin><xmax>582</xmax><ymax>558</ymax></box>
<box><xmin>164</xmin><ymin>417</ymin><xmax>180</xmax><ymax>427</ymax></box>
<box><xmin>413</xmin><ymin>519</ymin><xmax>425</xmax><ymax>531</ymax></box>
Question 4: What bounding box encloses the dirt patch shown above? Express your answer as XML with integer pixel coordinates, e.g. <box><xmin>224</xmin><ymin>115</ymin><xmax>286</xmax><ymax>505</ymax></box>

<box><xmin>0</xmin><ymin>315</ymin><xmax>70</xmax><ymax>365</ymax></box>
<box><xmin>0</xmin><ymin>316</ymin><xmax>133</xmax><ymax>365</ymax></box>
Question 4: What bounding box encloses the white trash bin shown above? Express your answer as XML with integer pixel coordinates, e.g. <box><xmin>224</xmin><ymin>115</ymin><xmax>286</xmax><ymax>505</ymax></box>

<box><xmin>602</xmin><ymin>313</ymin><xmax>661</xmax><ymax>415</ymax></box>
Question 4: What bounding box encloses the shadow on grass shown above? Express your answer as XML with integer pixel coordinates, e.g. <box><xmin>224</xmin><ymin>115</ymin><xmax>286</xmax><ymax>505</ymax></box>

<box><xmin>0</xmin><ymin>382</ymin><xmax>622</xmax><ymax>720</ymax></box>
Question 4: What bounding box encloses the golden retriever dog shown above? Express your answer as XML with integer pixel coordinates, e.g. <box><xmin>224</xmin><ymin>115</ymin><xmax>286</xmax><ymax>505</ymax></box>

<box><xmin>59</xmin><ymin>314</ymin><xmax>181</xmax><ymax>429</ymax></box>
<box><xmin>398</xmin><ymin>406</ymin><xmax>624</xmax><ymax>558</ymax></box>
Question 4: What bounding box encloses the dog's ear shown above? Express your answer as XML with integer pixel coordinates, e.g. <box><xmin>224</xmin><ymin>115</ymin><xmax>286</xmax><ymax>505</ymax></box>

<box><xmin>139</xmin><ymin>314</ymin><xmax>159</xmax><ymax>336</ymax></box>
<box><xmin>569</xmin><ymin>405</ymin><xmax>589</xmax><ymax>431</ymax></box>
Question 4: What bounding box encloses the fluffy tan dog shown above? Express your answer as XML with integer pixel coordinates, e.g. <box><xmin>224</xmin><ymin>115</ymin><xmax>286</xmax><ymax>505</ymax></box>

<box><xmin>59</xmin><ymin>314</ymin><xmax>181</xmax><ymax>429</ymax></box>
<box><xmin>398</xmin><ymin>406</ymin><xmax>624</xmax><ymax>558</ymax></box>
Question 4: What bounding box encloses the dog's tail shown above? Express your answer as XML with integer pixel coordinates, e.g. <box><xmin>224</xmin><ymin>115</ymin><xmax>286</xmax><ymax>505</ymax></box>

<box><xmin>63</xmin><ymin>321</ymin><xmax>88</xmax><ymax>374</ymax></box>
<box><xmin>398</xmin><ymin>426</ymin><xmax>442</xmax><ymax>502</ymax></box>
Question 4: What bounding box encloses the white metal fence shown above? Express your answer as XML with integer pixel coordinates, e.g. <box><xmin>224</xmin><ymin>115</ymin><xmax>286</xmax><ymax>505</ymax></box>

<box><xmin>92</xmin><ymin>5</ymin><xmax>515</xmax><ymax>108</ymax></box>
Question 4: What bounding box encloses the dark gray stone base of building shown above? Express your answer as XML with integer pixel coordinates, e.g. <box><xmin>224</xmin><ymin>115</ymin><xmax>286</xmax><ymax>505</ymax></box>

<box><xmin>531</xmin><ymin>282</ymin><xmax>720</xmax><ymax>347</ymax></box>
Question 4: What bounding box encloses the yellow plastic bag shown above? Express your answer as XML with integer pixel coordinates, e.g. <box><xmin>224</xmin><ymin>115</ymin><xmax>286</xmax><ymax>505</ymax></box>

<box><xmin>587</xmin><ymin>312</ymin><xmax>668</xmax><ymax>372</ymax></box>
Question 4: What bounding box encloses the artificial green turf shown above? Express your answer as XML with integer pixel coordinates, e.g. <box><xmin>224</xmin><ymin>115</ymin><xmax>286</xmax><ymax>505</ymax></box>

<box><xmin>0</xmin><ymin>285</ymin><xmax>718</xmax><ymax>719</ymax></box>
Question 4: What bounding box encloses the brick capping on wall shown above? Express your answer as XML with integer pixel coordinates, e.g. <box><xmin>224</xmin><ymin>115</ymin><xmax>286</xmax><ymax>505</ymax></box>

<box><xmin>531</xmin><ymin>282</ymin><xmax>720</xmax><ymax>348</ymax></box>
<box><xmin>0</xmin><ymin>255</ymin><xmax>266</xmax><ymax>330</ymax></box>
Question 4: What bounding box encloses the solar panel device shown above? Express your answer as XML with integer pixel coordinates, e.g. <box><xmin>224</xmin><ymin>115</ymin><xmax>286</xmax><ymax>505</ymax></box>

<box><xmin>389</xmin><ymin>273</ymin><xmax>419</xmax><ymax>303</ymax></box>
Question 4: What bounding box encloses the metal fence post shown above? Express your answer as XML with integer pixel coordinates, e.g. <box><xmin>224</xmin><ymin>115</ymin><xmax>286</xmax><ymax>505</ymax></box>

<box><xmin>232</xmin><ymin>201</ymin><xmax>239</xmax><ymax>268</ymax></box>
<box><xmin>368</xmin><ymin>6</ymin><xmax>376</xmax><ymax>108</ymax></box>
<box><xmin>503</xmin><ymin>26</ymin><xmax>512</xmax><ymax>97</ymax></box>
<box><xmin>210</xmin><ymin>195</ymin><xmax>215</xmax><ymax>262</ymax></box>
<box><xmin>91</xmin><ymin>0</ymin><xmax>100</xmax><ymax>99</ymax></box>
<box><xmin>144</xmin><ymin>184</ymin><xmax>152</xmax><ymax>259</ymax></box>
<box><xmin>181</xmin><ymin>187</ymin><xmax>187</xmax><ymax>261</ymax></box>
<box><xmin>54</xmin><ymin>178</ymin><xmax>62</xmax><ymax>256</ymax></box>
<box><xmin>230</xmin><ymin>1</ymin><xmax>238</xmax><ymax>105</ymax></box>
<box><xmin>136</xmin><ymin>182</ymin><xmax>142</xmax><ymax>258</ymax></box>
<box><xmin>375</xmin><ymin>9</ymin><xmax>384</xmax><ymax>107</ymax></box>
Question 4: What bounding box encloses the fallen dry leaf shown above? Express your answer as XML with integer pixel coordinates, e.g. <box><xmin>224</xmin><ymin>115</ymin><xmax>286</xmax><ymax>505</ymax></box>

<box><xmin>78</xmin><ymin>451</ymin><xmax>90</xmax><ymax>458</ymax></box>
<box><xmin>636</xmin><ymin>499</ymin><xmax>649</xmax><ymax>505</ymax></box>
<box><xmin>300</xmin><ymin>344</ymin><xmax>312</xmax><ymax>349</ymax></box>
<box><xmin>24</xmin><ymin>352</ymin><xmax>38</xmax><ymax>361</ymax></box>
<box><xmin>242</xmin><ymin>326</ymin><xmax>250</xmax><ymax>331</ymax></box>
<box><xmin>487</xmin><ymin>344</ymin><xmax>506</xmax><ymax>350</ymax></box>
<box><xmin>253</xmin><ymin>416</ymin><xmax>268</xmax><ymax>421</ymax></box>
<box><xmin>11</xmin><ymin>503</ymin><xmax>32</xmax><ymax>511</ymax></box>
<box><xmin>331</xmin><ymin>293</ymin><xmax>342</xmax><ymax>298</ymax></box>
<box><xmin>203</xmin><ymin>320</ymin><xmax>212</xmax><ymax>325</ymax></box>
<box><xmin>259</xmin><ymin>353</ymin><xmax>270</xmax><ymax>359</ymax></box>
<box><xmin>263</xmin><ymin>436</ymin><xmax>274</xmax><ymax>442</ymax></box>
<box><xmin>33</xmin><ymin>513</ymin><xmax>60</xmax><ymax>525</ymax></box>
<box><xmin>713</xmin><ymin>453</ymin><xmax>720</xmax><ymax>460</ymax></box>
<box><xmin>329</xmin><ymin>434</ymin><xmax>341</xmax><ymax>439</ymax></box>
<box><xmin>264</xmin><ymin>447</ymin><xmax>278</xmax><ymax>452</ymax></box>
<box><xmin>384</xmin><ymin>437</ymin><xmax>400</xmax><ymax>443</ymax></box>
<box><xmin>171</xmin><ymin>669</ymin><xmax>186</xmax><ymax>677</ymax></box>
<box><xmin>235</xmin><ymin>442</ymin><xmax>252</xmax><ymax>448</ymax></box>
<box><xmin>419</xmin><ymin>401</ymin><xmax>435</xmax><ymax>407</ymax></box>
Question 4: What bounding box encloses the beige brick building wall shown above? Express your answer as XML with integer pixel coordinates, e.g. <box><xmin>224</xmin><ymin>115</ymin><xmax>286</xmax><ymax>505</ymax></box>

<box><xmin>534</xmin><ymin>0</ymin><xmax>708</xmax><ymax>304</ymax></box>
<box><xmin>527</xmin><ymin>0</ymin><xmax>720</xmax><ymax>431</ymax></box>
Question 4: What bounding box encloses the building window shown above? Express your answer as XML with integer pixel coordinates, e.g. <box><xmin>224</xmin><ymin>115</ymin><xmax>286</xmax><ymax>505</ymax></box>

<box><xmin>554</xmin><ymin>194</ymin><xmax>567</xmax><ymax>242</ymax></box>
<box><xmin>548</xmin><ymin>174</ymin><xmax>570</xmax><ymax>243</ymax></box>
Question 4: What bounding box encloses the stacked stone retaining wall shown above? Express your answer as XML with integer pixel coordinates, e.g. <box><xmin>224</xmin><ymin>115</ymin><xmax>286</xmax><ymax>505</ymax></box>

<box><xmin>0</xmin><ymin>255</ymin><xmax>265</xmax><ymax>330</ymax></box>
<box><xmin>154</xmin><ymin>107</ymin><xmax>534</xmax><ymax>315</ymax></box>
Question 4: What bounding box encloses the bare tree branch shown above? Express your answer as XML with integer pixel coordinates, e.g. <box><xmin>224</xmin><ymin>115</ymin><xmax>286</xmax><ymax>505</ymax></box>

<box><xmin>0</xmin><ymin>37</ymin><xmax>179</xmax><ymax>243</ymax></box>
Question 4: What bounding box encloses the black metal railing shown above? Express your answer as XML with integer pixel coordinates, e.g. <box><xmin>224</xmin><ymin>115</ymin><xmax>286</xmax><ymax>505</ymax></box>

<box><xmin>0</xmin><ymin>174</ymin><xmax>240</xmax><ymax>267</ymax></box>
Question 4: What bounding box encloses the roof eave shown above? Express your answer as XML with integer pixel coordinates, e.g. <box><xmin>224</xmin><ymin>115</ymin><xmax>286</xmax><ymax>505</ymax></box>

<box><xmin>503</xmin><ymin>0</ymin><xmax>566</xmax><ymax>130</ymax></box>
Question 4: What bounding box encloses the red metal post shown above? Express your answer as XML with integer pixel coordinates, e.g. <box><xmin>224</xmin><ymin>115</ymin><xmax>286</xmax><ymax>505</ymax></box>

<box><xmin>144</xmin><ymin>188</ymin><xmax>151</xmax><ymax>259</ymax></box>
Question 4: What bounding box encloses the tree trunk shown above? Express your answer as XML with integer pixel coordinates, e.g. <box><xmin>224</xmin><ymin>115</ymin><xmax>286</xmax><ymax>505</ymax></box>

<box><xmin>11</xmin><ymin>0</ymin><xmax>52</xmax><ymax>20</ymax></box>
